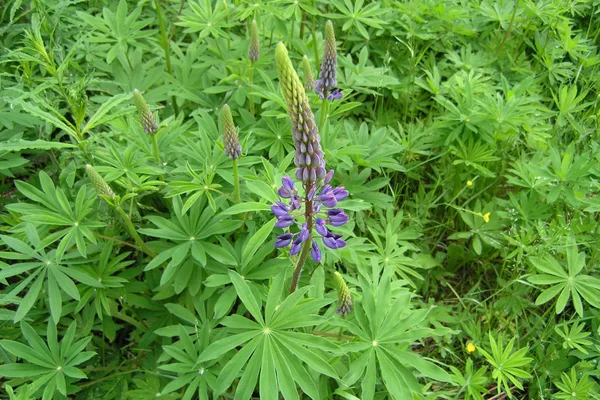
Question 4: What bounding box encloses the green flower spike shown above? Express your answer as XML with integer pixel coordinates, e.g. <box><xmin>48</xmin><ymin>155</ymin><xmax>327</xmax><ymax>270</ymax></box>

<box><xmin>333</xmin><ymin>271</ymin><xmax>352</xmax><ymax>316</ymax></box>
<box><xmin>133</xmin><ymin>89</ymin><xmax>158</xmax><ymax>134</ymax></box>
<box><xmin>221</xmin><ymin>104</ymin><xmax>242</xmax><ymax>160</ymax></box>
<box><xmin>85</xmin><ymin>164</ymin><xmax>115</xmax><ymax>199</ymax></box>
<box><xmin>248</xmin><ymin>19</ymin><xmax>260</xmax><ymax>62</ymax></box>
<box><xmin>302</xmin><ymin>55</ymin><xmax>315</xmax><ymax>91</ymax></box>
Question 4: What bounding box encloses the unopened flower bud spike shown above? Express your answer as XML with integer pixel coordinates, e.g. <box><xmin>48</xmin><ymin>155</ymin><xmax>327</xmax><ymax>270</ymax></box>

<box><xmin>86</xmin><ymin>164</ymin><xmax>155</xmax><ymax>258</ymax></box>
<box><xmin>333</xmin><ymin>271</ymin><xmax>352</xmax><ymax>316</ymax></box>
<box><xmin>221</xmin><ymin>104</ymin><xmax>242</xmax><ymax>203</ymax></box>
<box><xmin>133</xmin><ymin>89</ymin><xmax>161</xmax><ymax>165</ymax></box>
<box><xmin>302</xmin><ymin>55</ymin><xmax>314</xmax><ymax>91</ymax></box>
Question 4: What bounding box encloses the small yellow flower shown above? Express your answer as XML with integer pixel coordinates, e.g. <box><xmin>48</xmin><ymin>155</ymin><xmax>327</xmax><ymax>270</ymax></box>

<box><xmin>466</xmin><ymin>343</ymin><xmax>476</xmax><ymax>353</ymax></box>
<box><xmin>482</xmin><ymin>212</ymin><xmax>491</xmax><ymax>223</ymax></box>
<box><xmin>466</xmin><ymin>180</ymin><xmax>473</xmax><ymax>186</ymax></box>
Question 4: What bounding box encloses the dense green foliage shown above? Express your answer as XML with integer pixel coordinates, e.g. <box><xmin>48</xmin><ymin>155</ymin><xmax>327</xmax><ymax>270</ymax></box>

<box><xmin>1</xmin><ymin>0</ymin><xmax>600</xmax><ymax>399</ymax></box>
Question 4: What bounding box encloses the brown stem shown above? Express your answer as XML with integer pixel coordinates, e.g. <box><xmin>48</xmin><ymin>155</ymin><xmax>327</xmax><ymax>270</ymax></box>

<box><xmin>312</xmin><ymin>330</ymin><xmax>354</xmax><ymax>341</ymax></box>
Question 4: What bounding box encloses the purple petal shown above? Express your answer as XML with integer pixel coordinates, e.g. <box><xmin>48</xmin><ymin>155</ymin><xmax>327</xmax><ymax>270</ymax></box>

<box><xmin>315</xmin><ymin>217</ymin><xmax>328</xmax><ymax>236</ymax></box>
<box><xmin>324</xmin><ymin>170</ymin><xmax>334</xmax><ymax>184</ymax></box>
<box><xmin>271</xmin><ymin>201</ymin><xmax>290</xmax><ymax>217</ymax></box>
<box><xmin>329</xmin><ymin>212</ymin><xmax>349</xmax><ymax>227</ymax></box>
<box><xmin>290</xmin><ymin>242</ymin><xmax>302</xmax><ymax>255</ymax></box>
<box><xmin>333</xmin><ymin>187</ymin><xmax>349</xmax><ymax>201</ymax></box>
<box><xmin>277</xmin><ymin>187</ymin><xmax>292</xmax><ymax>198</ymax></box>
<box><xmin>275</xmin><ymin>215</ymin><xmax>294</xmax><ymax>228</ymax></box>
<box><xmin>327</xmin><ymin>89</ymin><xmax>342</xmax><ymax>101</ymax></box>
<box><xmin>290</xmin><ymin>196</ymin><xmax>301</xmax><ymax>211</ymax></box>
<box><xmin>282</xmin><ymin>176</ymin><xmax>295</xmax><ymax>192</ymax></box>
<box><xmin>275</xmin><ymin>233</ymin><xmax>293</xmax><ymax>248</ymax></box>
<box><xmin>299</xmin><ymin>224</ymin><xmax>309</xmax><ymax>242</ymax></box>
<box><xmin>311</xmin><ymin>241</ymin><xmax>322</xmax><ymax>262</ymax></box>
<box><xmin>322</xmin><ymin>235</ymin><xmax>337</xmax><ymax>249</ymax></box>
<box><xmin>321</xmin><ymin>194</ymin><xmax>337</xmax><ymax>208</ymax></box>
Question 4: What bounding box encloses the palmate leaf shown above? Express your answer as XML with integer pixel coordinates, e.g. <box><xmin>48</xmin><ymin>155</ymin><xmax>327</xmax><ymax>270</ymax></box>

<box><xmin>527</xmin><ymin>235</ymin><xmax>600</xmax><ymax>317</ymax></box>
<box><xmin>0</xmin><ymin>321</ymin><xmax>95</xmax><ymax>400</ymax></box>
<box><xmin>197</xmin><ymin>271</ymin><xmax>336</xmax><ymax>399</ymax></box>
<box><xmin>0</xmin><ymin>227</ymin><xmax>102</xmax><ymax>325</ymax></box>
<box><xmin>478</xmin><ymin>333</ymin><xmax>532</xmax><ymax>397</ymax></box>
<box><xmin>335</xmin><ymin>268</ymin><xmax>453</xmax><ymax>400</ymax></box>
<box><xmin>6</xmin><ymin>171</ymin><xmax>105</xmax><ymax>260</ymax></box>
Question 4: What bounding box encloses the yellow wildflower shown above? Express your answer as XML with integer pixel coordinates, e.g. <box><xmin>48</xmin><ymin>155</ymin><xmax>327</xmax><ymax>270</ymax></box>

<box><xmin>466</xmin><ymin>343</ymin><xmax>476</xmax><ymax>353</ymax></box>
<box><xmin>466</xmin><ymin>180</ymin><xmax>473</xmax><ymax>186</ymax></box>
<box><xmin>482</xmin><ymin>212</ymin><xmax>491</xmax><ymax>223</ymax></box>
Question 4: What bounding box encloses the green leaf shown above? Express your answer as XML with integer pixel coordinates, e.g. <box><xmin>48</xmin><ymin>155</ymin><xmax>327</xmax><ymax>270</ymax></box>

<box><xmin>229</xmin><ymin>270</ymin><xmax>265</xmax><ymax>325</ymax></box>
<box><xmin>241</xmin><ymin>219</ymin><xmax>276</xmax><ymax>269</ymax></box>
<box><xmin>220</xmin><ymin>202</ymin><xmax>272</xmax><ymax>215</ymax></box>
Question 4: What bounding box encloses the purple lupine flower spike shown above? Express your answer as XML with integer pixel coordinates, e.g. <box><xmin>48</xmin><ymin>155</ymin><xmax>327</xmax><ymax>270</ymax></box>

<box><xmin>315</xmin><ymin>21</ymin><xmax>338</xmax><ymax>100</ymax></box>
<box><xmin>273</xmin><ymin>42</ymin><xmax>350</xmax><ymax>291</ymax></box>
<box><xmin>276</xmin><ymin>43</ymin><xmax>326</xmax><ymax>184</ymax></box>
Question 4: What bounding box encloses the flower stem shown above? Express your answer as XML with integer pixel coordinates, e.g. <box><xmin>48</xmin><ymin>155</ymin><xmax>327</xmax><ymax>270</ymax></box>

<box><xmin>155</xmin><ymin>0</ymin><xmax>179</xmax><ymax>115</ymax></box>
<box><xmin>151</xmin><ymin>134</ymin><xmax>160</xmax><ymax>164</ymax></box>
<box><xmin>232</xmin><ymin>158</ymin><xmax>240</xmax><ymax>203</ymax></box>
<box><xmin>319</xmin><ymin>97</ymin><xmax>329</xmax><ymax>133</ymax></box>
<box><xmin>290</xmin><ymin>186</ymin><xmax>315</xmax><ymax>293</ymax></box>
<box><xmin>115</xmin><ymin>205</ymin><xmax>156</xmax><ymax>258</ymax></box>
<box><xmin>290</xmin><ymin>236</ymin><xmax>312</xmax><ymax>294</ymax></box>
<box><xmin>249</xmin><ymin>63</ymin><xmax>255</xmax><ymax>117</ymax></box>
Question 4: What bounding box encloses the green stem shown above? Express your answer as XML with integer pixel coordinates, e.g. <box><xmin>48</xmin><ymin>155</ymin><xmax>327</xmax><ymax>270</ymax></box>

<box><xmin>155</xmin><ymin>0</ymin><xmax>179</xmax><ymax>115</ymax></box>
<box><xmin>319</xmin><ymin>97</ymin><xmax>329</xmax><ymax>133</ymax></box>
<box><xmin>290</xmin><ymin>183</ymin><xmax>315</xmax><ymax>293</ymax></box>
<box><xmin>299</xmin><ymin>12</ymin><xmax>306</xmax><ymax>38</ymax></box>
<box><xmin>148</xmin><ymin>134</ymin><xmax>161</xmax><ymax>165</ymax></box>
<box><xmin>290</xmin><ymin>236</ymin><xmax>312</xmax><ymax>294</ymax></box>
<box><xmin>249</xmin><ymin>63</ymin><xmax>255</xmax><ymax>117</ymax></box>
<box><xmin>151</xmin><ymin>134</ymin><xmax>160</xmax><ymax>164</ymax></box>
<box><xmin>497</xmin><ymin>0</ymin><xmax>520</xmax><ymax>53</ymax></box>
<box><xmin>115</xmin><ymin>206</ymin><xmax>155</xmax><ymax>257</ymax></box>
<box><xmin>232</xmin><ymin>158</ymin><xmax>240</xmax><ymax>203</ymax></box>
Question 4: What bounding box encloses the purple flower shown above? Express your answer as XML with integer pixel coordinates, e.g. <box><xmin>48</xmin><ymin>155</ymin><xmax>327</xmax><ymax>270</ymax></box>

<box><xmin>323</xmin><ymin>232</ymin><xmax>346</xmax><ymax>249</ymax></box>
<box><xmin>333</xmin><ymin>187</ymin><xmax>349</xmax><ymax>201</ymax></box>
<box><xmin>311</xmin><ymin>241</ymin><xmax>322</xmax><ymax>262</ymax></box>
<box><xmin>327</xmin><ymin>89</ymin><xmax>342</xmax><ymax>101</ymax></box>
<box><xmin>298</xmin><ymin>224</ymin><xmax>309</xmax><ymax>242</ymax></box>
<box><xmin>275</xmin><ymin>233</ymin><xmax>293</xmax><ymax>248</ymax></box>
<box><xmin>271</xmin><ymin>201</ymin><xmax>290</xmax><ymax>217</ymax></box>
<box><xmin>275</xmin><ymin>215</ymin><xmax>294</xmax><ymax>228</ymax></box>
<box><xmin>327</xmin><ymin>209</ymin><xmax>348</xmax><ymax>227</ymax></box>
<box><xmin>319</xmin><ymin>185</ymin><xmax>338</xmax><ymax>208</ymax></box>
<box><xmin>315</xmin><ymin>217</ymin><xmax>328</xmax><ymax>236</ymax></box>
<box><xmin>278</xmin><ymin>176</ymin><xmax>297</xmax><ymax>198</ymax></box>
<box><xmin>290</xmin><ymin>237</ymin><xmax>303</xmax><ymax>255</ymax></box>
<box><xmin>324</xmin><ymin>170</ymin><xmax>334</xmax><ymax>184</ymax></box>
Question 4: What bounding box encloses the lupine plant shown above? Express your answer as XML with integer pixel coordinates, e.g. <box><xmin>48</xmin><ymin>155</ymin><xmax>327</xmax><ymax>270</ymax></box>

<box><xmin>2</xmin><ymin>0</ymin><xmax>600</xmax><ymax>399</ymax></box>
